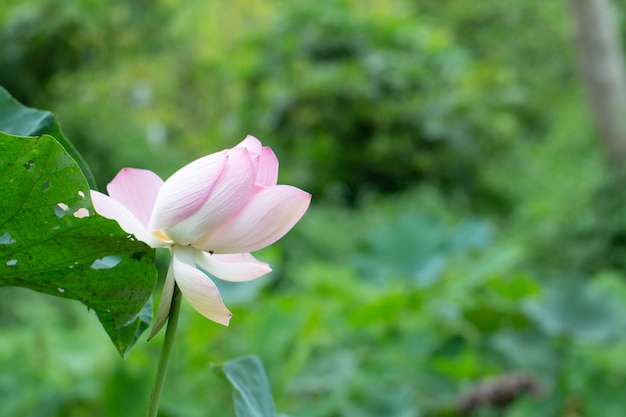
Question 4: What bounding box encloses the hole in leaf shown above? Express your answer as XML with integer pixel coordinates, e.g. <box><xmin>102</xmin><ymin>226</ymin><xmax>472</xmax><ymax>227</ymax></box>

<box><xmin>78</xmin><ymin>190</ymin><xmax>85</xmax><ymax>198</ymax></box>
<box><xmin>0</xmin><ymin>232</ymin><xmax>16</xmax><ymax>245</ymax></box>
<box><xmin>91</xmin><ymin>255</ymin><xmax>122</xmax><ymax>270</ymax></box>
<box><xmin>130</xmin><ymin>252</ymin><xmax>144</xmax><ymax>261</ymax></box>
<box><xmin>41</xmin><ymin>181</ymin><xmax>50</xmax><ymax>192</ymax></box>
<box><xmin>73</xmin><ymin>208</ymin><xmax>90</xmax><ymax>218</ymax></box>
<box><xmin>23</xmin><ymin>160</ymin><xmax>34</xmax><ymax>170</ymax></box>
<box><xmin>55</xmin><ymin>203</ymin><xmax>68</xmax><ymax>218</ymax></box>
<box><xmin>57</xmin><ymin>287</ymin><xmax>65</xmax><ymax>293</ymax></box>
<box><xmin>6</xmin><ymin>259</ymin><xmax>17</xmax><ymax>266</ymax></box>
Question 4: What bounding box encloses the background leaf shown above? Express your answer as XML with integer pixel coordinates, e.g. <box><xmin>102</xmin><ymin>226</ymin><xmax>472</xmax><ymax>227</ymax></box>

<box><xmin>0</xmin><ymin>85</ymin><xmax>97</xmax><ymax>189</ymax></box>
<box><xmin>222</xmin><ymin>355</ymin><xmax>278</xmax><ymax>417</ymax></box>
<box><xmin>523</xmin><ymin>278</ymin><xmax>626</xmax><ymax>343</ymax></box>
<box><xmin>0</xmin><ymin>132</ymin><xmax>156</xmax><ymax>356</ymax></box>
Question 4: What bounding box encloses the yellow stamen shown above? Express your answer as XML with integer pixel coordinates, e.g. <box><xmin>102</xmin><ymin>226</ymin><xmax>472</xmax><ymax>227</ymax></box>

<box><xmin>152</xmin><ymin>230</ymin><xmax>171</xmax><ymax>241</ymax></box>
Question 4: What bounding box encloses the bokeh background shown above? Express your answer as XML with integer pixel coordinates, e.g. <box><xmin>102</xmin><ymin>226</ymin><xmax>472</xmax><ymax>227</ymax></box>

<box><xmin>2</xmin><ymin>0</ymin><xmax>626</xmax><ymax>416</ymax></box>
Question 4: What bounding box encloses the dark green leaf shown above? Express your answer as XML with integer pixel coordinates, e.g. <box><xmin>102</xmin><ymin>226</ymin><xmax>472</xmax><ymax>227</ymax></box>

<box><xmin>0</xmin><ymin>85</ymin><xmax>97</xmax><ymax>189</ymax></box>
<box><xmin>0</xmin><ymin>132</ymin><xmax>157</xmax><ymax>356</ymax></box>
<box><xmin>222</xmin><ymin>355</ymin><xmax>278</xmax><ymax>417</ymax></box>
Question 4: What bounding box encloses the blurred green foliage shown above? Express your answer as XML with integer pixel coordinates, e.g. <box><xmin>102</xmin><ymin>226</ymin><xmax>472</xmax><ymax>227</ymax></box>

<box><xmin>3</xmin><ymin>0</ymin><xmax>626</xmax><ymax>416</ymax></box>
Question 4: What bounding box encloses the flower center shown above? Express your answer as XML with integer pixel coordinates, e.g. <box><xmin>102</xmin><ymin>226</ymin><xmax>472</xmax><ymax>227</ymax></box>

<box><xmin>152</xmin><ymin>230</ymin><xmax>171</xmax><ymax>241</ymax></box>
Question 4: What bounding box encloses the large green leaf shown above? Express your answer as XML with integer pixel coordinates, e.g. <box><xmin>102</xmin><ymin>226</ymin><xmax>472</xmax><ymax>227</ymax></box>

<box><xmin>0</xmin><ymin>85</ymin><xmax>97</xmax><ymax>189</ymax></box>
<box><xmin>523</xmin><ymin>278</ymin><xmax>626</xmax><ymax>343</ymax></box>
<box><xmin>0</xmin><ymin>132</ymin><xmax>157</xmax><ymax>356</ymax></box>
<box><xmin>222</xmin><ymin>355</ymin><xmax>278</xmax><ymax>417</ymax></box>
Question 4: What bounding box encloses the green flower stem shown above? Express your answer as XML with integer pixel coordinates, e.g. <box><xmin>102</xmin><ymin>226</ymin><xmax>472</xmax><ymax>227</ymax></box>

<box><xmin>147</xmin><ymin>284</ymin><xmax>182</xmax><ymax>417</ymax></box>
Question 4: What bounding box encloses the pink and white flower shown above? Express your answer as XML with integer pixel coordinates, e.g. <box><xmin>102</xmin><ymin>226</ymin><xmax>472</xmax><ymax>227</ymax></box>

<box><xmin>90</xmin><ymin>136</ymin><xmax>311</xmax><ymax>337</ymax></box>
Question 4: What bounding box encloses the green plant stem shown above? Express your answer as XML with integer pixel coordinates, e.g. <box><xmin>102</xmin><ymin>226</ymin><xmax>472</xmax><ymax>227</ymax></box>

<box><xmin>147</xmin><ymin>284</ymin><xmax>182</xmax><ymax>417</ymax></box>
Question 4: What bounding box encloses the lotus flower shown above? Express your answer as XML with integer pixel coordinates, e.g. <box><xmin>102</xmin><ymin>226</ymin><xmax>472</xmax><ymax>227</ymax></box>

<box><xmin>90</xmin><ymin>136</ymin><xmax>311</xmax><ymax>336</ymax></box>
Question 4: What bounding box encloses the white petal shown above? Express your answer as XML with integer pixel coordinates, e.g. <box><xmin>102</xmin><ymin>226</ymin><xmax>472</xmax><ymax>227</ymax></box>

<box><xmin>172</xmin><ymin>246</ymin><xmax>232</xmax><ymax>326</ymax></box>
<box><xmin>148</xmin><ymin>259</ymin><xmax>176</xmax><ymax>340</ymax></box>
<box><xmin>196</xmin><ymin>185</ymin><xmax>311</xmax><ymax>254</ymax></box>
<box><xmin>149</xmin><ymin>151</ymin><xmax>227</xmax><ymax>233</ymax></box>
<box><xmin>196</xmin><ymin>252</ymin><xmax>272</xmax><ymax>282</ymax></box>
<box><xmin>166</xmin><ymin>147</ymin><xmax>256</xmax><ymax>245</ymax></box>
<box><xmin>90</xmin><ymin>190</ymin><xmax>171</xmax><ymax>248</ymax></box>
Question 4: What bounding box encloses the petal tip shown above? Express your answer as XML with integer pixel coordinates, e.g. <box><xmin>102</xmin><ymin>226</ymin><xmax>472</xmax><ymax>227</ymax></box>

<box><xmin>218</xmin><ymin>311</ymin><xmax>233</xmax><ymax>326</ymax></box>
<box><xmin>236</xmin><ymin>135</ymin><xmax>263</xmax><ymax>153</ymax></box>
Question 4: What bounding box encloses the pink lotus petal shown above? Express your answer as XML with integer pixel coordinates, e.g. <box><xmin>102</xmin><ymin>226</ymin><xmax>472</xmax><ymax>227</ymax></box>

<box><xmin>149</xmin><ymin>151</ymin><xmax>227</xmax><ymax>233</ymax></box>
<box><xmin>166</xmin><ymin>147</ymin><xmax>256</xmax><ymax>245</ymax></box>
<box><xmin>255</xmin><ymin>147</ymin><xmax>279</xmax><ymax>187</ymax></box>
<box><xmin>106</xmin><ymin>168</ymin><xmax>164</xmax><ymax>228</ymax></box>
<box><xmin>172</xmin><ymin>246</ymin><xmax>232</xmax><ymax>326</ymax></box>
<box><xmin>148</xmin><ymin>258</ymin><xmax>176</xmax><ymax>340</ymax></box>
<box><xmin>196</xmin><ymin>185</ymin><xmax>311</xmax><ymax>254</ymax></box>
<box><xmin>196</xmin><ymin>252</ymin><xmax>272</xmax><ymax>282</ymax></box>
<box><xmin>90</xmin><ymin>190</ymin><xmax>171</xmax><ymax>248</ymax></box>
<box><xmin>235</xmin><ymin>136</ymin><xmax>262</xmax><ymax>178</ymax></box>
<box><xmin>235</xmin><ymin>135</ymin><xmax>263</xmax><ymax>155</ymax></box>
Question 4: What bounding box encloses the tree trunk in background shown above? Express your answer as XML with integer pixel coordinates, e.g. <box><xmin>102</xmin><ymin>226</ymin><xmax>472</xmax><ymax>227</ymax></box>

<box><xmin>569</xmin><ymin>0</ymin><xmax>626</xmax><ymax>171</ymax></box>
